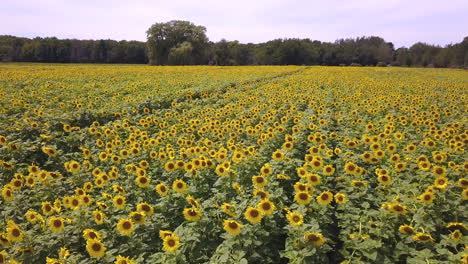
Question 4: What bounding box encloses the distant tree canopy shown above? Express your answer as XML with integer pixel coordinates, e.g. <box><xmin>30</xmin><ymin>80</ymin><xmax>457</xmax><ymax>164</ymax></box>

<box><xmin>146</xmin><ymin>20</ymin><xmax>209</xmax><ymax>65</ymax></box>
<box><xmin>1</xmin><ymin>21</ymin><xmax>467</xmax><ymax>68</ymax></box>
<box><xmin>0</xmin><ymin>36</ymin><xmax>147</xmax><ymax>63</ymax></box>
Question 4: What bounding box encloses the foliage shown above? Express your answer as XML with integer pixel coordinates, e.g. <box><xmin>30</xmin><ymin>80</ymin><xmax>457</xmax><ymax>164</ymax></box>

<box><xmin>0</xmin><ymin>64</ymin><xmax>467</xmax><ymax>264</ymax></box>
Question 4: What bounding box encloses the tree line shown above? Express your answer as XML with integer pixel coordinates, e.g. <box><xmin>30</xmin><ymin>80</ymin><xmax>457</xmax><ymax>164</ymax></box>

<box><xmin>1</xmin><ymin>20</ymin><xmax>467</xmax><ymax>68</ymax></box>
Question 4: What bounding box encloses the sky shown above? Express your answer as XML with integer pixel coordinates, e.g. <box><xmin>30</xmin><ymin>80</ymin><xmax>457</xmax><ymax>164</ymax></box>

<box><xmin>1</xmin><ymin>0</ymin><xmax>467</xmax><ymax>48</ymax></box>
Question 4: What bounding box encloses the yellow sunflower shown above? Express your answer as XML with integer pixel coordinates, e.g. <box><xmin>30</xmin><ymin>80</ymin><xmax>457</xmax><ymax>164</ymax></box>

<box><xmin>244</xmin><ymin>206</ymin><xmax>263</xmax><ymax>224</ymax></box>
<box><xmin>304</xmin><ymin>232</ymin><xmax>325</xmax><ymax>247</ymax></box>
<box><xmin>398</xmin><ymin>224</ymin><xmax>414</xmax><ymax>235</ymax></box>
<box><xmin>294</xmin><ymin>191</ymin><xmax>312</xmax><ymax>205</ymax></box>
<box><xmin>317</xmin><ymin>191</ymin><xmax>333</xmax><ymax>205</ymax></box>
<box><xmin>156</xmin><ymin>183</ymin><xmax>169</xmax><ymax>196</ymax></box>
<box><xmin>334</xmin><ymin>193</ymin><xmax>347</xmax><ymax>204</ymax></box>
<box><xmin>162</xmin><ymin>234</ymin><xmax>180</xmax><ymax>253</ymax></box>
<box><xmin>86</xmin><ymin>239</ymin><xmax>106</xmax><ymax>258</ymax></box>
<box><xmin>112</xmin><ymin>195</ymin><xmax>126</xmax><ymax>209</ymax></box>
<box><xmin>183</xmin><ymin>207</ymin><xmax>202</xmax><ymax>221</ymax></box>
<box><xmin>286</xmin><ymin>211</ymin><xmax>304</xmax><ymax>226</ymax></box>
<box><xmin>116</xmin><ymin>218</ymin><xmax>134</xmax><ymax>236</ymax></box>
<box><xmin>172</xmin><ymin>179</ymin><xmax>187</xmax><ymax>193</ymax></box>
<box><xmin>135</xmin><ymin>176</ymin><xmax>150</xmax><ymax>188</ymax></box>
<box><xmin>223</xmin><ymin>220</ymin><xmax>242</xmax><ymax>236</ymax></box>
<box><xmin>48</xmin><ymin>216</ymin><xmax>65</xmax><ymax>233</ymax></box>
<box><xmin>257</xmin><ymin>199</ymin><xmax>276</xmax><ymax>215</ymax></box>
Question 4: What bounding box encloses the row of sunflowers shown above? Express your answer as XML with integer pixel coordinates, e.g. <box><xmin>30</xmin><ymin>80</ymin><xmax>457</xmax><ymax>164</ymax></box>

<box><xmin>0</xmin><ymin>64</ymin><xmax>467</xmax><ymax>263</ymax></box>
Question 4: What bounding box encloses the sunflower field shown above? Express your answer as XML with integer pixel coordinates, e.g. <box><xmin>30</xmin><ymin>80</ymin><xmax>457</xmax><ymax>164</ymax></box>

<box><xmin>0</xmin><ymin>64</ymin><xmax>467</xmax><ymax>264</ymax></box>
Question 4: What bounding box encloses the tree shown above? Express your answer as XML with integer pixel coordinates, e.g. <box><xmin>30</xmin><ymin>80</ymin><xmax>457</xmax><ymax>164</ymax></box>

<box><xmin>146</xmin><ymin>20</ymin><xmax>209</xmax><ymax>65</ymax></box>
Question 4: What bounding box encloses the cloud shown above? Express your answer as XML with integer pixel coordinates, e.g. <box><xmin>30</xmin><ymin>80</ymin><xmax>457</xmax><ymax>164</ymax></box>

<box><xmin>1</xmin><ymin>0</ymin><xmax>467</xmax><ymax>47</ymax></box>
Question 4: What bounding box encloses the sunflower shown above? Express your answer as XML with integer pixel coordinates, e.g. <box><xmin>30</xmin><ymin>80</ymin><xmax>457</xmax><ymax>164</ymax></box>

<box><xmin>113</xmin><ymin>195</ymin><xmax>126</xmax><ymax>209</ymax></box>
<box><xmin>223</xmin><ymin>220</ymin><xmax>242</xmax><ymax>236</ymax></box>
<box><xmin>83</xmin><ymin>229</ymin><xmax>101</xmax><ymax>241</ymax></box>
<box><xmin>86</xmin><ymin>239</ymin><xmax>106</xmax><ymax>258</ymax></box>
<box><xmin>221</xmin><ymin>203</ymin><xmax>236</xmax><ymax>217</ymax></box>
<box><xmin>59</xmin><ymin>247</ymin><xmax>70</xmax><ymax>260</ymax></box>
<box><xmin>334</xmin><ymin>193</ymin><xmax>347</xmax><ymax>204</ymax></box>
<box><xmin>389</xmin><ymin>203</ymin><xmax>407</xmax><ymax>215</ymax></box>
<box><xmin>412</xmin><ymin>232</ymin><xmax>435</xmax><ymax>243</ymax></box>
<box><xmin>458</xmin><ymin>178</ymin><xmax>468</xmax><ymax>188</ymax></box>
<box><xmin>272</xmin><ymin>150</ymin><xmax>285</xmax><ymax>161</ymax></box>
<box><xmin>252</xmin><ymin>175</ymin><xmax>267</xmax><ymax>188</ymax></box>
<box><xmin>49</xmin><ymin>216</ymin><xmax>64</xmax><ymax>233</ymax></box>
<box><xmin>135</xmin><ymin>176</ymin><xmax>150</xmax><ymax>188</ymax></box>
<box><xmin>304</xmin><ymin>232</ymin><xmax>325</xmax><ymax>247</ymax></box>
<box><xmin>294</xmin><ymin>192</ymin><xmax>312</xmax><ymax>205</ymax></box>
<box><xmin>156</xmin><ymin>183</ymin><xmax>169</xmax><ymax>196</ymax></box>
<box><xmin>172</xmin><ymin>179</ymin><xmax>187</xmax><ymax>193</ymax></box>
<box><xmin>450</xmin><ymin>230</ymin><xmax>462</xmax><ymax>241</ymax></box>
<box><xmin>377</xmin><ymin>175</ymin><xmax>392</xmax><ymax>185</ymax></box>
<box><xmin>25</xmin><ymin>210</ymin><xmax>41</xmax><ymax>225</ymax></box>
<box><xmin>162</xmin><ymin>234</ymin><xmax>180</xmax><ymax>253</ymax></box>
<box><xmin>351</xmin><ymin>180</ymin><xmax>368</xmax><ymax>188</ymax></box>
<box><xmin>286</xmin><ymin>211</ymin><xmax>303</xmax><ymax>226</ymax></box>
<box><xmin>434</xmin><ymin>177</ymin><xmax>448</xmax><ymax>189</ymax></box>
<box><xmin>432</xmin><ymin>165</ymin><xmax>447</xmax><ymax>178</ymax></box>
<box><xmin>6</xmin><ymin>220</ymin><xmax>23</xmax><ymax>242</ymax></box>
<box><xmin>215</xmin><ymin>165</ymin><xmax>228</xmax><ymax>176</ymax></box>
<box><xmin>306</xmin><ymin>174</ymin><xmax>321</xmax><ymax>185</ymax></box>
<box><xmin>93</xmin><ymin>210</ymin><xmax>106</xmax><ymax>225</ymax></box>
<box><xmin>322</xmin><ymin>165</ymin><xmax>335</xmax><ymax>176</ymax></box>
<box><xmin>117</xmin><ymin>218</ymin><xmax>134</xmax><ymax>236</ymax></box>
<box><xmin>317</xmin><ymin>191</ymin><xmax>333</xmax><ymax>205</ymax></box>
<box><xmin>244</xmin><ymin>206</ymin><xmax>263</xmax><ymax>224</ymax></box>
<box><xmin>129</xmin><ymin>211</ymin><xmax>146</xmax><ymax>225</ymax></box>
<box><xmin>297</xmin><ymin>167</ymin><xmax>308</xmax><ymax>178</ymax></box>
<box><xmin>257</xmin><ymin>199</ymin><xmax>276</xmax><ymax>215</ymax></box>
<box><xmin>418</xmin><ymin>192</ymin><xmax>435</xmax><ymax>204</ymax></box>
<box><xmin>344</xmin><ymin>162</ymin><xmax>357</xmax><ymax>175</ymax></box>
<box><xmin>42</xmin><ymin>201</ymin><xmax>55</xmax><ymax>216</ymax></box>
<box><xmin>114</xmin><ymin>255</ymin><xmax>136</xmax><ymax>264</ymax></box>
<box><xmin>183</xmin><ymin>207</ymin><xmax>202</xmax><ymax>221</ymax></box>
<box><xmin>159</xmin><ymin>230</ymin><xmax>173</xmax><ymax>240</ymax></box>
<box><xmin>446</xmin><ymin>222</ymin><xmax>465</xmax><ymax>231</ymax></box>
<box><xmin>398</xmin><ymin>224</ymin><xmax>414</xmax><ymax>235</ymax></box>
<box><xmin>137</xmin><ymin>202</ymin><xmax>154</xmax><ymax>216</ymax></box>
<box><xmin>260</xmin><ymin>163</ymin><xmax>272</xmax><ymax>176</ymax></box>
<box><xmin>1</xmin><ymin>186</ymin><xmax>13</xmax><ymax>201</ymax></box>
<box><xmin>164</xmin><ymin>161</ymin><xmax>176</xmax><ymax>172</ymax></box>
<box><xmin>253</xmin><ymin>189</ymin><xmax>270</xmax><ymax>200</ymax></box>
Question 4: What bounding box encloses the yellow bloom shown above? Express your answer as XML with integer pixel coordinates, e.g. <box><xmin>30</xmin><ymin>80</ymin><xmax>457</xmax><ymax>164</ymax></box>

<box><xmin>172</xmin><ymin>179</ymin><xmax>187</xmax><ymax>193</ymax></box>
<box><xmin>86</xmin><ymin>239</ymin><xmax>106</xmax><ymax>258</ymax></box>
<box><xmin>162</xmin><ymin>234</ymin><xmax>180</xmax><ymax>253</ymax></box>
<box><xmin>412</xmin><ymin>232</ymin><xmax>435</xmax><ymax>243</ymax></box>
<box><xmin>244</xmin><ymin>206</ymin><xmax>263</xmax><ymax>224</ymax></box>
<box><xmin>294</xmin><ymin>191</ymin><xmax>312</xmax><ymax>205</ymax></box>
<box><xmin>113</xmin><ymin>195</ymin><xmax>126</xmax><ymax>209</ymax></box>
<box><xmin>304</xmin><ymin>232</ymin><xmax>325</xmax><ymax>247</ymax></box>
<box><xmin>116</xmin><ymin>218</ymin><xmax>134</xmax><ymax>236</ymax></box>
<box><xmin>49</xmin><ymin>216</ymin><xmax>65</xmax><ymax>233</ymax></box>
<box><xmin>6</xmin><ymin>220</ymin><xmax>23</xmax><ymax>242</ymax></box>
<box><xmin>398</xmin><ymin>224</ymin><xmax>414</xmax><ymax>235</ymax></box>
<box><xmin>223</xmin><ymin>220</ymin><xmax>242</xmax><ymax>236</ymax></box>
<box><xmin>257</xmin><ymin>199</ymin><xmax>276</xmax><ymax>215</ymax></box>
<box><xmin>334</xmin><ymin>193</ymin><xmax>347</xmax><ymax>204</ymax></box>
<box><xmin>286</xmin><ymin>211</ymin><xmax>304</xmax><ymax>226</ymax></box>
<box><xmin>317</xmin><ymin>191</ymin><xmax>333</xmax><ymax>205</ymax></box>
<box><xmin>183</xmin><ymin>207</ymin><xmax>202</xmax><ymax>221</ymax></box>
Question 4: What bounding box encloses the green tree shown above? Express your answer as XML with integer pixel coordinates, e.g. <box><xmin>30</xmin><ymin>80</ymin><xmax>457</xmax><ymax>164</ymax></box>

<box><xmin>146</xmin><ymin>20</ymin><xmax>208</xmax><ymax>65</ymax></box>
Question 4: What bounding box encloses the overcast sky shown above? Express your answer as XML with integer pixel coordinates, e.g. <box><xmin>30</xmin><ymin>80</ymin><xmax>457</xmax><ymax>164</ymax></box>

<box><xmin>1</xmin><ymin>0</ymin><xmax>467</xmax><ymax>48</ymax></box>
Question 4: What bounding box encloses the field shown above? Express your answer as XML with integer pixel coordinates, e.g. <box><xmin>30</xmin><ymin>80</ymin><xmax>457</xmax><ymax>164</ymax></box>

<box><xmin>0</xmin><ymin>64</ymin><xmax>467</xmax><ymax>264</ymax></box>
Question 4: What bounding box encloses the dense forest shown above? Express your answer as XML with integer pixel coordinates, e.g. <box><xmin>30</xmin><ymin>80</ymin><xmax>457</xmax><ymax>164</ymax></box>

<box><xmin>1</xmin><ymin>20</ymin><xmax>467</xmax><ymax>67</ymax></box>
